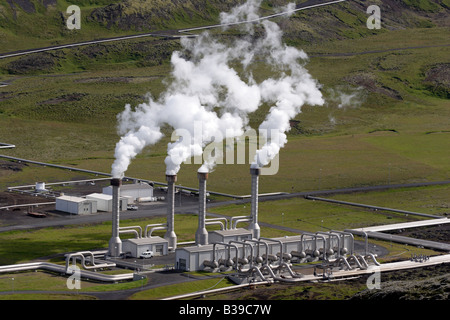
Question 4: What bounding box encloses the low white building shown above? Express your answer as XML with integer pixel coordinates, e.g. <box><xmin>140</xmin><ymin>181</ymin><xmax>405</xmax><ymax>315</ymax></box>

<box><xmin>102</xmin><ymin>182</ymin><xmax>153</xmax><ymax>202</ymax></box>
<box><xmin>85</xmin><ymin>193</ymin><xmax>128</xmax><ymax>212</ymax></box>
<box><xmin>55</xmin><ymin>195</ymin><xmax>97</xmax><ymax>215</ymax></box>
<box><xmin>122</xmin><ymin>237</ymin><xmax>169</xmax><ymax>258</ymax></box>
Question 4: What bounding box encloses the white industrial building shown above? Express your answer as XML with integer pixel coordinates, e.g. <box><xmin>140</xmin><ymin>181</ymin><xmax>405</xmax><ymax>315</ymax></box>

<box><xmin>55</xmin><ymin>195</ymin><xmax>97</xmax><ymax>215</ymax></box>
<box><xmin>122</xmin><ymin>237</ymin><xmax>169</xmax><ymax>258</ymax></box>
<box><xmin>86</xmin><ymin>193</ymin><xmax>127</xmax><ymax>212</ymax></box>
<box><xmin>102</xmin><ymin>182</ymin><xmax>153</xmax><ymax>203</ymax></box>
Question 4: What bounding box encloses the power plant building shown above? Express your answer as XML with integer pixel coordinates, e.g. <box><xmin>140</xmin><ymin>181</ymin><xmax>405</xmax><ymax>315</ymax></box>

<box><xmin>56</xmin><ymin>195</ymin><xmax>97</xmax><ymax>215</ymax></box>
<box><xmin>86</xmin><ymin>193</ymin><xmax>127</xmax><ymax>212</ymax></box>
<box><xmin>122</xmin><ymin>237</ymin><xmax>169</xmax><ymax>258</ymax></box>
<box><xmin>102</xmin><ymin>182</ymin><xmax>153</xmax><ymax>203</ymax></box>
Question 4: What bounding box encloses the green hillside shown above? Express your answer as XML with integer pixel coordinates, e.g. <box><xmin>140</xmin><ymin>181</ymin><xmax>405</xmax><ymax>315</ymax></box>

<box><xmin>0</xmin><ymin>0</ymin><xmax>449</xmax><ymax>193</ymax></box>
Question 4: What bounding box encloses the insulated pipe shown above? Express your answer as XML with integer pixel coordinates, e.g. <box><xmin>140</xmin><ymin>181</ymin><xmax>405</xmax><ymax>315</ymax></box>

<box><xmin>230</xmin><ymin>240</ymin><xmax>254</xmax><ymax>268</ymax></box>
<box><xmin>230</xmin><ymin>216</ymin><xmax>250</xmax><ymax>229</ymax></box>
<box><xmin>196</xmin><ymin>171</ymin><xmax>209</xmax><ymax>245</ymax></box>
<box><xmin>205</xmin><ymin>217</ymin><xmax>229</xmax><ymax>230</ymax></box>
<box><xmin>119</xmin><ymin>226</ymin><xmax>143</xmax><ymax>238</ymax></box>
<box><xmin>316</xmin><ymin>231</ymin><xmax>340</xmax><ymax>257</ymax></box>
<box><xmin>144</xmin><ymin>223</ymin><xmax>166</xmax><ymax>237</ymax></box>
<box><xmin>244</xmin><ymin>239</ymin><xmax>266</xmax><ymax>264</ymax></box>
<box><xmin>330</xmin><ymin>230</ymin><xmax>354</xmax><ymax>255</ymax></box>
<box><xmin>233</xmin><ymin>218</ymin><xmax>252</xmax><ymax>229</ymax></box>
<box><xmin>213</xmin><ymin>242</ymin><xmax>239</xmax><ymax>271</ymax></box>
<box><xmin>300</xmin><ymin>232</ymin><xmax>317</xmax><ymax>257</ymax></box>
<box><xmin>119</xmin><ymin>229</ymin><xmax>140</xmax><ymax>239</ymax></box>
<box><xmin>165</xmin><ymin>175</ymin><xmax>177</xmax><ymax>250</ymax></box>
<box><xmin>147</xmin><ymin>226</ymin><xmax>167</xmax><ymax>237</ymax></box>
<box><xmin>206</xmin><ymin>221</ymin><xmax>225</xmax><ymax>230</ymax></box>
<box><xmin>314</xmin><ymin>233</ymin><xmax>328</xmax><ymax>261</ymax></box>
<box><xmin>248</xmin><ymin>168</ymin><xmax>261</xmax><ymax>239</ymax></box>
<box><xmin>260</xmin><ymin>237</ymin><xmax>283</xmax><ymax>266</ymax></box>
<box><xmin>109</xmin><ymin>178</ymin><xmax>122</xmax><ymax>257</ymax></box>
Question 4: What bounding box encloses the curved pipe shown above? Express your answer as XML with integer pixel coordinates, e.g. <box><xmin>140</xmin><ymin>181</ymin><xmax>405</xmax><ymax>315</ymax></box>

<box><xmin>330</xmin><ymin>230</ymin><xmax>354</xmax><ymax>255</ymax></box>
<box><xmin>119</xmin><ymin>226</ymin><xmax>142</xmax><ymax>238</ymax></box>
<box><xmin>333</xmin><ymin>256</ymin><xmax>352</xmax><ymax>270</ymax></box>
<box><xmin>230</xmin><ymin>240</ymin><xmax>254</xmax><ymax>268</ymax></box>
<box><xmin>244</xmin><ymin>239</ymin><xmax>267</xmax><ymax>264</ymax></box>
<box><xmin>347</xmin><ymin>254</ymin><xmax>364</xmax><ymax>269</ymax></box>
<box><xmin>119</xmin><ymin>229</ymin><xmax>140</xmax><ymax>239</ymax></box>
<box><xmin>230</xmin><ymin>216</ymin><xmax>250</xmax><ymax>229</ymax></box>
<box><xmin>316</xmin><ymin>231</ymin><xmax>340</xmax><ymax>257</ymax></box>
<box><xmin>144</xmin><ymin>223</ymin><xmax>166</xmax><ymax>237</ymax></box>
<box><xmin>65</xmin><ymin>251</ymin><xmax>115</xmax><ymax>271</ymax></box>
<box><xmin>213</xmin><ymin>242</ymin><xmax>239</xmax><ymax>271</ymax></box>
<box><xmin>206</xmin><ymin>217</ymin><xmax>229</xmax><ymax>230</ymax></box>
<box><xmin>0</xmin><ymin>262</ymin><xmax>132</xmax><ymax>282</ymax></box>
<box><xmin>147</xmin><ymin>226</ymin><xmax>167</xmax><ymax>237</ymax></box>
<box><xmin>260</xmin><ymin>237</ymin><xmax>284</xmax><ymax>265</ymax></box>
<box><xmin>233</xmin><ymin>218</ymin><xmax>252</xmax><ymax>229</ymax></box>
<box><xmin>300</xmin><ymin>232</ymin><xmax>316</xmax><ymax>254</ymax></box>
<box><xmin>206</xmin><ymin>221</ymin><xmax>225</xmax><ymax>230</ymax></box>
<box><xmin>365</xmin><ymin>253</ymin><xmax>381</xmax><ymax>266</ymax></box>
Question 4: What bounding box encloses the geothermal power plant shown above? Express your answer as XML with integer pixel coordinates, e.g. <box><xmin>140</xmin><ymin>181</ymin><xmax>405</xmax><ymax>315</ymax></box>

<box><xmin>103</xmin><ymin>166</ymin><xmax>365</xmax><ymax>283</ymax></box>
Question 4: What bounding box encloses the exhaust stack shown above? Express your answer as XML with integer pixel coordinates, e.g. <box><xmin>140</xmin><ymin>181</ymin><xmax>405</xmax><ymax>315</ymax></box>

<box><xmin>109</xmin><ymin>178</ymin><xmax>122</xmax><ymax>257</ymax></box>
<box><xmin>248</xmin><ymin>168</ymin><xmax>261</xmax><ymax>239</ymax></box>
<box><xmin>195</xmin><ymin>171</ymin><xmax>209</xmax><ymax>245</ymax></box>
<box><xmin>164</xmin><ymin>174</ymin><xmax>177</xmax><ymax>250</ymax></box>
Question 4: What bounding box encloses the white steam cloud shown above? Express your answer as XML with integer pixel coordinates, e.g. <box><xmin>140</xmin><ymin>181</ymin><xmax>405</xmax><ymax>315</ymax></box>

<box><xmin>111</xmin><ymin>0</ymin><xmax>324</xmax><ymax>178</ymax></box>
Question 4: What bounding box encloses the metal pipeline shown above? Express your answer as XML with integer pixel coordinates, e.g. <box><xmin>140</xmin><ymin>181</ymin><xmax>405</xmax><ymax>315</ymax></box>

<box><xmin>206</xmin><ymin>217</ymin><xmax>230</xmax><ymax>230</ymax></box>
<box><xmin>330</xmin><ymin>230</ymin><xmax>354</xmax><ymax>255</ymax></box>
<box><xmin>230</xmin><ymin>216</ymin><xmax>251</xmax><ymax>229</ymax></box>
<box><xmin>206</xmin><ymin>221</ymin><xmax>225</xmax><ymax>230</ymax></box>
<box><xmin>0</xmin><ymin>261</ymin><xmax>133</xmax><ymax>282</ymax></box>
<box><xmin>233</xmin><ymin>218</ymin><xmax>252</xmax><ymax>229</ymax></box>
<box><xmin>144</xmin><ymin>223</ymin><xmax>166</xmax><ymax>237</ymax></box>
<box><xmin>119</xmin><ymin>229</ymin><xmax>140</xmax><ymax>239</ymax></box>
<box><xmin>213</xmin><ymin>242</ymin><xmax>239</xmax><ymax>271</ymax></box>
<box><xmin>244</xmin><ymin>239</ymin><xmax>267</xmax><ymax>264</ymax></box>
<box><xmin>147</xmin><ymin>226</ymin><xmax>167</xmax><ymax>237</ymax></box>
<box><xmin>119</xmin><ymin>226</ymin><xmax>143</xmax><ymax>238</ymax></box>
<box><xmin>65</xmin><ymin>251</ymin><xmax>115</xmax><ymax>272</ymax></box>
<box><xmin>260</xmin><ymin>237</ymin><xmax>284</xmax><ymax>266</ymax></box>
<box><xmin>230</xmin><ymin>240</ymin><xmax>254</xmax><ymax>268</ymax></box>
<box><xmin>316</xmin><ymin>231</ymin><xmax>340</xmax><ymax>257</ymax></box>
<box><xmin>300</xmin><ymin>232</ymin><xmax>318</xmax><ymax>258</ymax></box>
<box><xmin>365</xmin><ymin>253</ymin><xmax>381</xmax><ymax>266</ymax></box>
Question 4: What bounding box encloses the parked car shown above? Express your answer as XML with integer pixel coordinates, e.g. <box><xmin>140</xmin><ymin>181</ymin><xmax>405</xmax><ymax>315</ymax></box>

<box><xmin>140</xmin><ymin>250</ymin><xmax>154</xmax><ymax>259</ymax></box>
<box><xmin>127</xmin><ymin>205</ymin><xmax>138</xmax><ymax>211</ymax></box>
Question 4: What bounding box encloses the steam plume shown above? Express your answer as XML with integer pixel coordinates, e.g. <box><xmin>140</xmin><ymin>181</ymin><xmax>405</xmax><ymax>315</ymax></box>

<box><xmin>111</xmin><ymin>0</ymin><xmax>324</xmax><ymax>178</ymax></box>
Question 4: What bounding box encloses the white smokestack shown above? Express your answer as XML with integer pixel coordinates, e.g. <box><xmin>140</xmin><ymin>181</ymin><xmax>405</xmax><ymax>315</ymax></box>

<box><xmin>248</xmin><ymin>167</ymin><xmax>261</xmax><ymax>239</ymax></box>
<box><xmin>109</xmin><ymin>178</ymin><xmax>122</xmax><ymax>257</ymax></box>
<box><xmin>164</xmin><ymin>175</ymin><xmax>177</xmax><ymax>250</ymax></box>
<box><xmin>195</xmin><ymin>170</ymin><xmax>209</xmax><ymax>245</ymax></box>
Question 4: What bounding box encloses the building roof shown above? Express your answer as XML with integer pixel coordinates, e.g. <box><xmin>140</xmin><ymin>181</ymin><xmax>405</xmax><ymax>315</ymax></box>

<box><xmin>123</xmin><ymin>236</ymin><xmax>168</xmax><ymax>245</ymax></box>
<box><xmin>57</xmin><ymin>195</ymin><xmax>92</xmax><ymax>203</ymax></box>
<box><xmin>209</xmin><ymin>228</ymin><xmax>252</xmax><ymax>236</ymax></box>
<box><xmin>86</xmin><ymin>193</ymin><xmax>112</xmax><ymax>200</ymax></box>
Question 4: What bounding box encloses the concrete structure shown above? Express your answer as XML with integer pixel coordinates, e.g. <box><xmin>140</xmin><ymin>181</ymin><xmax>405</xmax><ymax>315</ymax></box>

<box><xmin>164</xmin><ymin>175</ymin><xmax>177</xmax><ymax>251</ymax></box>
<box><xmin>122</xmin><ymin>237</ymin><xmax>169</xmax><ymax>258</ymax></box>
<box><xmin>103</xmin><ymin>182</ymin><xmax>153</xmax><ymax>202</ymax></box>
<box><xmin>86</xmin><ymin>193</ymin><xmax>127</xmax><ymax>212</ymax></box>
<box><xmin>55</xmin><ymin>195</ymin><xmax>97</xmax><ymax>215</ymax></box>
